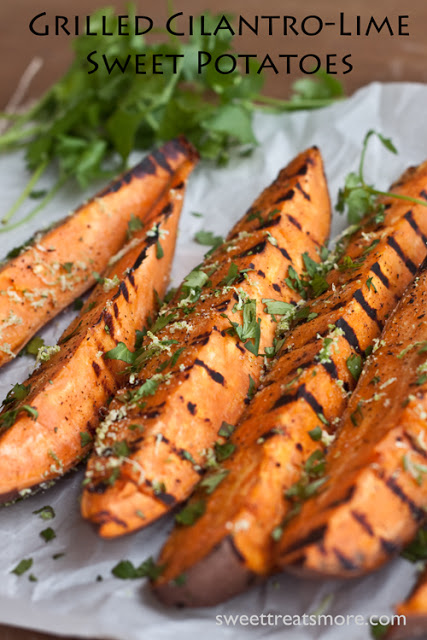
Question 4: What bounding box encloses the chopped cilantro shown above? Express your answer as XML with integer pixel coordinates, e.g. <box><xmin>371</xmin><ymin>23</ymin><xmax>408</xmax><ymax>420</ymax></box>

<box><xmin>214</xmin><ymin>441</ymin><xmax>236</xmax><ymax>462</ymax></box>
<box><xmin>175</xmin><ymin>499</ymin><xmax>206</xmax><ymax>526</ymax></box>
<box><xmin>194</xmin><ymin>230</ymin><xmax>223</xmax><ymax>250</ymax></box>
<box><xmin>33</xmin><ymin>505</ymin><xmax>55</xmax><ymax>520</ymax></box>
<box><xmin>40</xmin><ymin>527</ymin><xmax>56</xmax><ymax>543</ymax></box>
<box><xmin>112</xmin><ymin>557</ymin><xmax>163</xmax><ymax>580</ymax></box>
<box><xmin>200</xmin><ymin>469</ymin><xmax>229</xmax><ymax>494</ymax></box>
<box><xmin>80</xmin><ymin>432</ymin><xmax>93</xmax><ymax>448</ymax></box>
<box><xmin>104</xmin><ymin>342</ymin><xmax>136</xmax><ymax>364</ymax></box>
<box><xmin>11</xmin><ymin>558</ymin><xmax>33</xmax><ymax>576</ymax></box>
<box><xmin>218</xmin><ymin>422</ymin><xmax>235</xmax><ymax>438</ymax></box>
<box><xmin>346</xmin><ymin>354</ymin><xmax>363</xmax><ymax>381</ymax></box>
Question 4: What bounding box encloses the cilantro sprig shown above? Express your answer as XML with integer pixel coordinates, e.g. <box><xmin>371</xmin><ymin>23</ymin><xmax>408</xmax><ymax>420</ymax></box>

<box><xmin>0</xmin><ymin>4</ymin><xmax>344</xmax><ymax>230</ymax></box>
<box><xmin>337</xmin><ymin>130</ymin><xmax>427</xmax><ymax>224</ymax></box>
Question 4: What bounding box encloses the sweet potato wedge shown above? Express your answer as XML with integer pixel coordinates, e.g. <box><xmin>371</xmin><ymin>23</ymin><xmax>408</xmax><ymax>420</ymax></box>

<box><xmin>277</xmin><ymin>254</ymin><xmax>427</xmax><ymax>578</ymax></box>
<box><xmin>153</xmin><ymin>159</ymin><xmax>427</xmax><ymax>607</ymax></box>
<box><xmin>0</xmin><ymin>137</ymin><xmax>197</xmax><ymax>368</ymax></box>
<box><xmin>81</xmin><ymin>147</ymin><xmax>331</xmax><ymax>538</ymax></box>
<box><xmin>0</xmin><ymin>160</ymin><xmax>195</xmax><ymax>503</ymax></box>
<box><xmin>388</xmin><ymin>564</ymin><xmax>427</xmax><ymax>639</ymax></box>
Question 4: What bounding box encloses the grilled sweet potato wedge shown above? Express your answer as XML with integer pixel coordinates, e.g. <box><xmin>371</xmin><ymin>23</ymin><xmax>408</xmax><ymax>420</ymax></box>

<box><xmin>388</xmin><ymin>564</ymin><xmax>427</xmax><ymax>639</ymax></box>
<box><xmin>0</xmin><ymin>137</ymin><xmax>197</xmax><ymax>368</ymax></box>
<box><xmin>278</xmin><ymin>255</ymin><xmax>427</xmax><ymax>577</ymax></box>
<box><xmin>153</xmin><ymin>159</ymin><xmax>427</xmax><ymax>607</ymax></box>
<box><xmin>0</xmin><ymin>161</ymin><xmax>194</xmax><ymax>503</ymax></box>
<box><xmin>81</xmin><ymin>147</ymin><xmax>331</xmax><ymax>538</ymax></box>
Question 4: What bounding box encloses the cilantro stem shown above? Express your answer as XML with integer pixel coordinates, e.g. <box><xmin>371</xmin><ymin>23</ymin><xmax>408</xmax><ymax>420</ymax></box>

<box><xmin>0</xmin><ymin>124</ymin><xmax>46</xmax><ymax>150</ymax></box>
<box><xmin>254</xmin><ymin>95</ymin><xmax>341</xmax><ymax>111</ymax></box>
<box><xmin>0</xmin><ymin>178</ymin><xmax>64</xmax><ymax>233</ymax></box>
<box><xmin>359</xmin><ymin>131</ymin><xmax>427</xmax><ymax>210</ymax></box>
<box><xmin>367</xmin><ymin>187</ymin><xmax>427</xmax><ymax>209</ymax></box>
<box><xmin>1</xmin><ymin>160</ymin><xmax>48</xmax><ymax>224</ymax></box>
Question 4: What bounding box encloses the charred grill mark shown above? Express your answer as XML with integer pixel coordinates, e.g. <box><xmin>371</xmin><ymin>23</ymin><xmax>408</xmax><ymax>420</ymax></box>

<box><xmin>258</xmin><ymin>216</ymin><xmax>281</xmax><ymax>230</ymax></box>
<box><xmin>380</xmin><ymin>538</ymin><xmax>399</xmax><ymax>555</ymax></box>
<box><xmin>144</xmin><ymin>477</ymin><xmax>176</xmax><ymax>506</ymax></box>
<box><xmin>270</xmin><ymin>383</ymin><xmax>324</xmax><ymax>417</ymax></box>
<box><xmin>142</xmin><ymin>410</ymin><xmax>160</xmax><ymax>420</ymax></box>
<box><xmin>273</xmin><ymin>283</ymin><xmax>281</xmax><ymax>293</ymax></box>
<box><xmin>127</xmin><ymin>271</ymin><xmax>135</xmax><ymax>288</ymax></box>
<box><xmin>405</xmin><ymin>431</ymin><xmax>427</xmax><ymax>459</ymax></box>
<box><xmin>236</xmin><ymin>240</ymin><xmax>267</xmax><ymax>258</ymax></box>
<box><xmin>296</xmin><ymin>182</ymin><xmax>311</xmax><ymax>201</ymax></box>
<box><xmin>131</xmin><ymin>247</ymin><xmax>149</xmax><ymax>272</ymax></box>
<box><xmin>187</xmin><ymin>402</ymin><xmax>197</xmax><ymax>415</ymax></box>
<box><xmin>354</xmin><ymin>289</ymin><xmax>382</xmax><ymax>330</ymax></box>
<box><xmin>387</xmin><ymin>236</ymin><xmax>417</xmax><ymax>275</ymax></box>
<box><xmin>287</xmin><ymin>215</ymin><xmax>302</xmax><ymax>231</ymax></box>
<box><xmin>214</xmin><ymin>299</ymin><xmax>231</xmax><ymax>313</ymax></box>
<box><xmin>333</xmin><ymin>548</ymin><xmax>359</xmax><ymax>572</ymax></box>
<box><xmin>257</xmin><ymin>428</ymin><xmax>285</xmax><ymax>443</ymax></box>
<box><xmin>162</xmin><ymin>202</ymin><xmax>174</xmax><ymax>217</ymax></box>
<box><xmin>257</xmin><ymin>269</ymin><xmax>266</xmax><ymax>278</ymax></box>
<box><xmin>194</xmin><ymin>359</ymin><xmax>225</xmax><ymax>385</ymax></box>
<box><xmin>279</xmin><ymin>246</ymin><xmax>292</xmax><ymax>261</ymax></box>
<box><xmin>98</xmin><ymin>155</ymin><xmax>157</xmax><ymax>196</ymax></box>
<box><xmin>385</xmin><ymin>476</ymin><xmax>425</xmax><ymax>522</ymax></box>
<box><xmin>420</xmin><ymin>190</ymin><xmax>427</xmax><ymax>201</ymax></box>
<box><xmin>335</xmin><ymin>318</ymin><xmax>362</xmax><ymax>354</ymax></box>
<box><xmin>351</xmin><ymin>510</ymin><xmax>374</xmax><ymax>536</ymax></box>
<box><xmin>113</xmin><ymin>302</ymin><xmax>119</xmax><ymax>318</ymax></box>
<box><xmin>297</xmin><ymin>163</ymin><xmax>308</xmax><ymax>176</ymax></box>
<box><xmin>281</xmin><ymin>525</ymin><xmax>328</xmax><ymax>555</ymax></box>
<box><xmin>371</xmin><ymin>262</ymin><xmax>390</xmax><ymax>289</ymax></box>
<box><xmin>405</xmin><ymin>210</ymin><xmax>427</xmax><ymax>246</ymax></box>
<box><xmin>154</xmin><ymin>491</ymin><xmax>176</xmax><ymax>506</ymax></box>
<box><xmin>119</xmin><ymin>281</ymin><xmax>129</xmax><ymax>302</ymax></box>
<box><xmin>235</xmin><ymin>342</ymin><xmax>245</xmax><ymax>354</ymax></box>
<box><xmin>270</xmin><ymin>391</ymin><xmax>296</xmax><ymax>412</ymax></box>
<box><xmin>190</xmin><ymin>331</ymin><xmax>211</xmax><ymax>347</ymax></box>
<box><xmin>275</xmin><ymin>189</ymin><xmax>295</xmax><ymax>204</ymax></box>
<box><xmin>298</xmin><ymin>384</ymin><xmax>325</xmax><ymax>417</ymax></box>
<box><xmin>321</xmin><ymin>359</ymin><xmax>338</xmax><ymax>380</ymax></box>
<box><xmin>326</xmin><ymin>485</ymin><xmax>356</xmax><ymax>509</ymax></box>
<box><xmin>152</xmin><ymin>149</ymin><xmax>173</xmax><ymax>174</ymax></box>
<box><xmin>104</xmin><ymin>312</ymin><xmax>115</xmax><ymax>339</ymax></box>
<box><xmin>92</xmin><ymin>361</ymin><xmax>101</xmax><ymax>378</ymax></box>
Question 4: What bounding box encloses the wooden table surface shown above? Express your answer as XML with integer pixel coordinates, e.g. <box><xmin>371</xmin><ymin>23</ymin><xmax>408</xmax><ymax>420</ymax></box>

<box><xmin>1</xmin><ymin>0</ymin><xmax>427</xmax><ymax>638</ymax></box>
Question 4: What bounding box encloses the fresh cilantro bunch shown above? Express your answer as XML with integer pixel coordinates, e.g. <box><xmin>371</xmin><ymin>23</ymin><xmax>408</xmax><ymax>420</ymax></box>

<box><xmin>0</xmin><ymin>4</ymin><xmax>343</xmax><ymax>230</ymax></box>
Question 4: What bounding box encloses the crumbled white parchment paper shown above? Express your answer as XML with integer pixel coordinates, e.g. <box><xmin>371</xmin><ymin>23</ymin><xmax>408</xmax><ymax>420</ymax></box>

<box><xmin>0</xmin><ymin>82</ymin><xmax>426</xmax><ymax>640</ymax></box>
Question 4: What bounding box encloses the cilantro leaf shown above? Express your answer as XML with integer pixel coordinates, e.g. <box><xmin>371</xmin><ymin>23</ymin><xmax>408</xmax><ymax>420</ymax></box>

<box><xmin>11</xmin><ymin>558</ymin><xmax>33</xmax><ymax>576</ymax></box>
<box><xmin>175</xmin><ymin>499</ymin><xmax>206</xmax><ymax>526</ymax></box>
<box><xmin>40</xmin><ymin>527</ymin><xmax>56</xmax><ymax>543</ymax></box>
<box><xmin>194</xmin><ymin>230</ymin><xmax>223</xmax><ymax>250</ymax></box>
<box><xmin>112</xmin><ymin>557</ymin><xmax>163</xmax><ymax>580</ymax></box>
<box><xmin>104</xmin><ymin>342</ymin><xmax>136</xmax><ymax>364</ymax></box>
<box><xmin>33</xmin><ymin>505</ymin><xmax>55</xmax><ymax>520</ymax></box>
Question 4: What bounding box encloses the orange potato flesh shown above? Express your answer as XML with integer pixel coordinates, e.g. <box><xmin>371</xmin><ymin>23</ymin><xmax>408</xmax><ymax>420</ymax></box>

<box><xmin>0</xmin><ymin>156</ymin><xmax>196</xmax><ymax>502</ymax></box>
<box><xmin>81</xmin><ymin>147</ymin><xmax>331</xmax><ymax>538</ymax></box>
<box><xmin>0</xmin><ymin>137</ymin><xmax>197</xmax><ymax>367</ymax></box>
<box><xmin>278</xmin><ymin>255</ymin><xmax>427</xmax><ymax>578</ymax></box>
<box><xmin>153</xmin><ymin>159</ymin><xmax>427</xmax><ymax>607</ymax></box>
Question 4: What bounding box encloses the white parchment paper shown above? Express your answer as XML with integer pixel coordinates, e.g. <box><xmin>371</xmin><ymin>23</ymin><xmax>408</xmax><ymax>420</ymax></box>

<box><xmin>0</xmin><ymin>82</ymin><xmax>426</xmax><ymax>640</ymax></box>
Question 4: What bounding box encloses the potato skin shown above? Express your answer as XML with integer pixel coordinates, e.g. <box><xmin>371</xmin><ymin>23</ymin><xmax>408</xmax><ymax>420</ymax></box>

<box><xmin>0</xmin><ymin>137</ymin><xmax>197</xmax><ymax>367</ymax></box>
